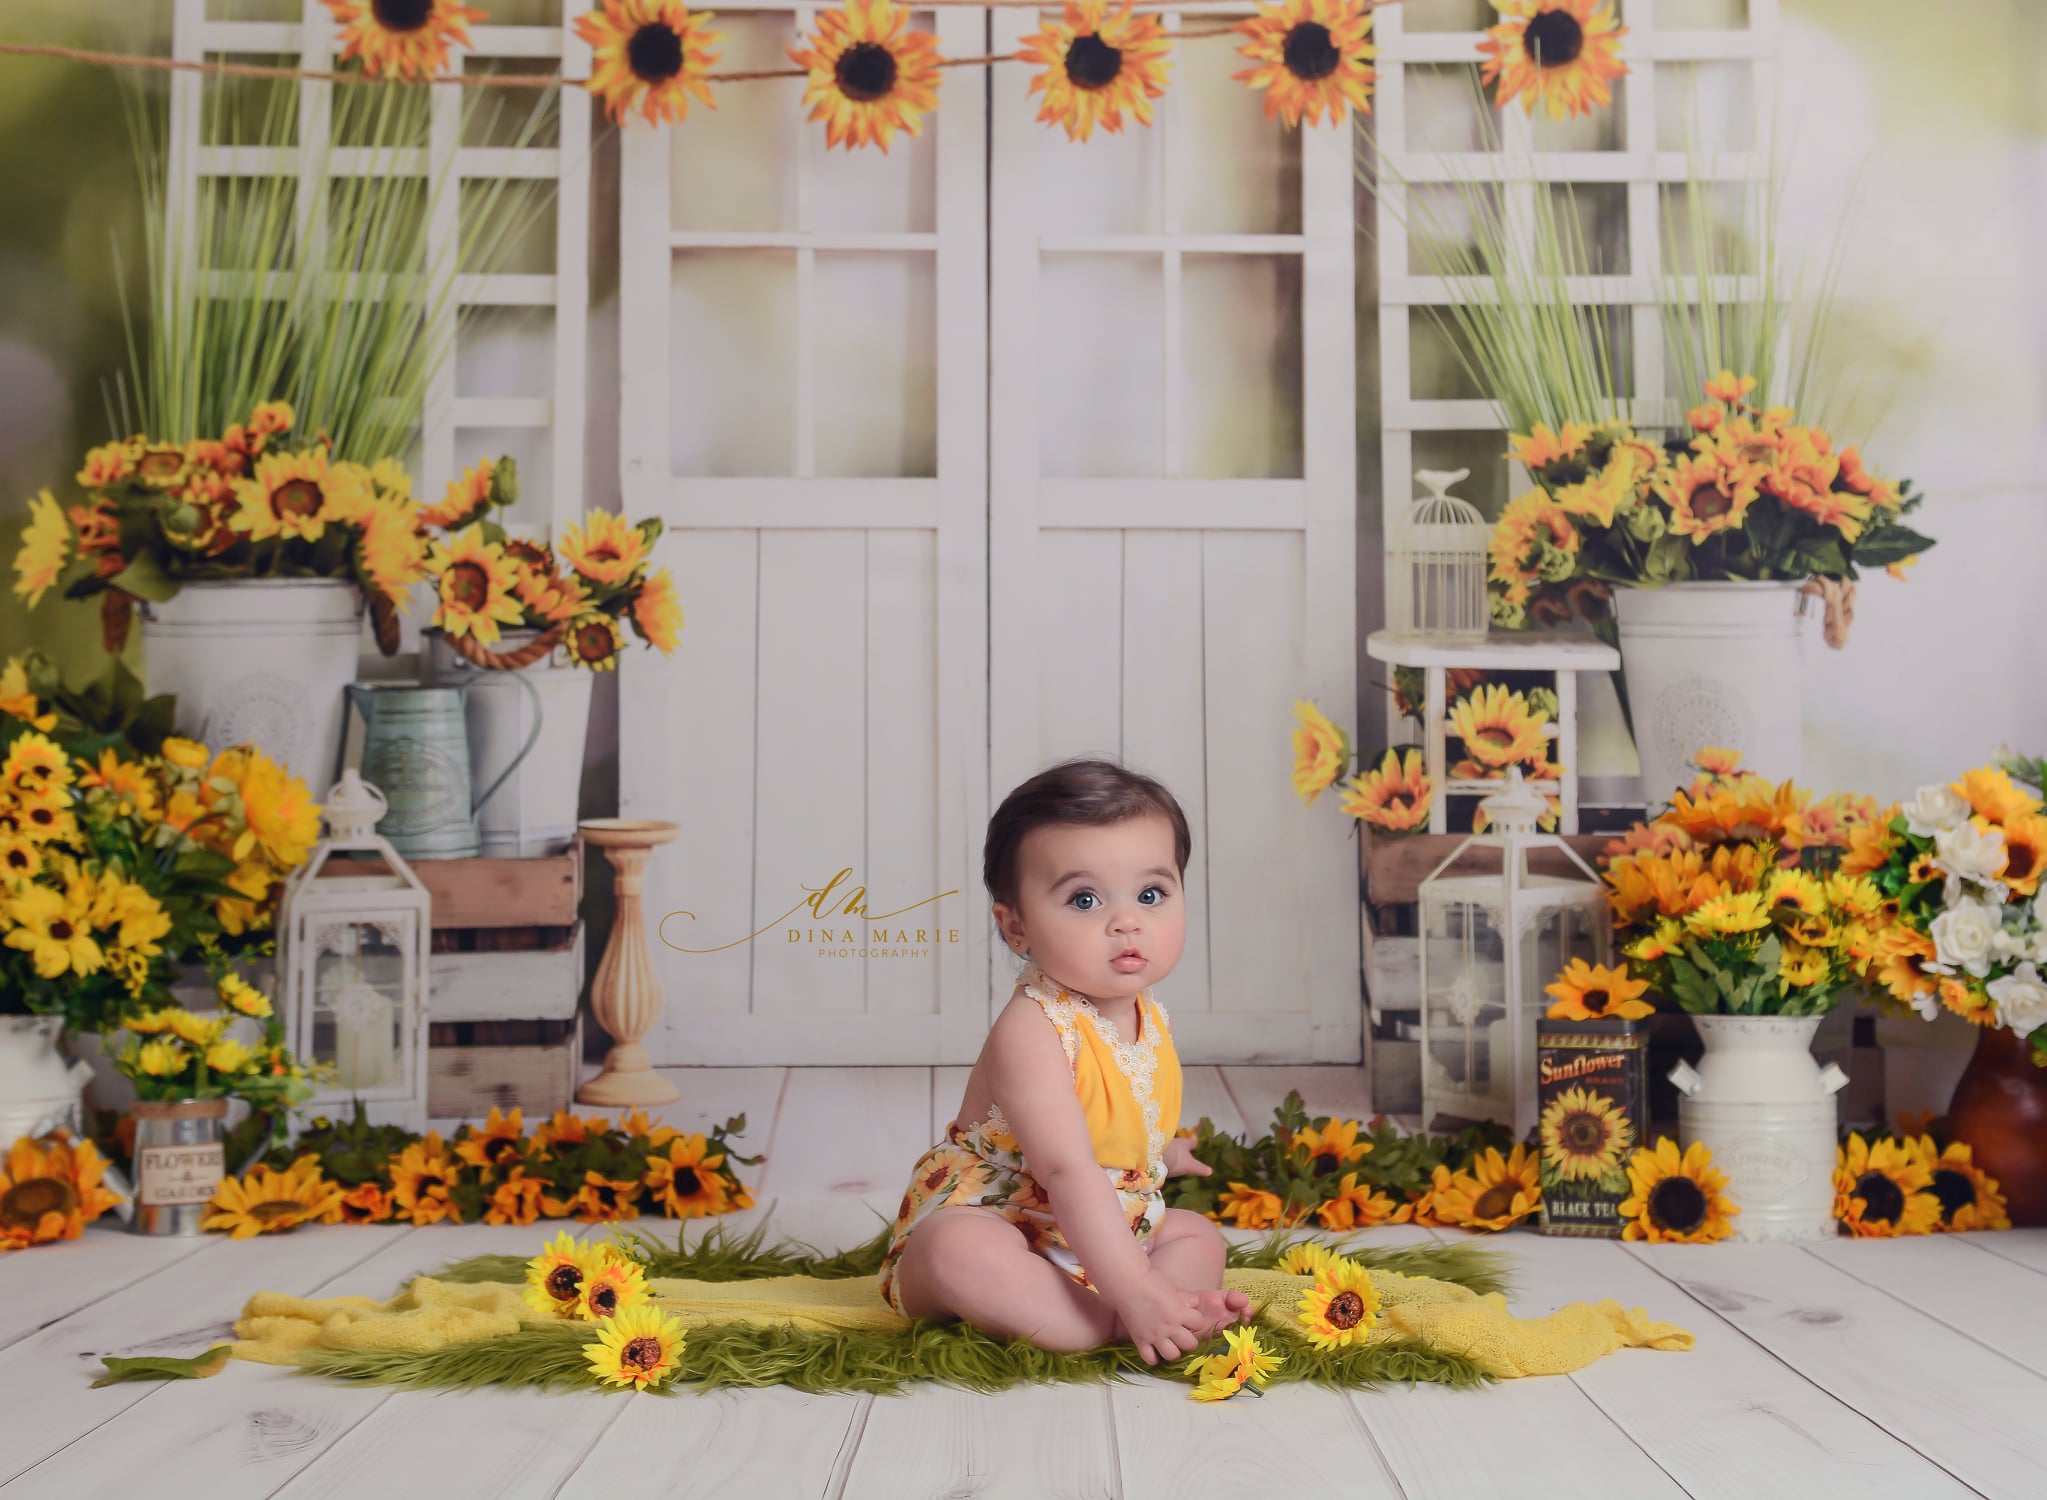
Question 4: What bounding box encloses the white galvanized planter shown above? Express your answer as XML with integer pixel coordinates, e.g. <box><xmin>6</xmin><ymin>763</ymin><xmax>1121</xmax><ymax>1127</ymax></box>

<box><xmin>1613</xmin><ymin>580</ymin><xmax>1811</xmax><ymax>805</ymax></box>
<box><xmin>140</xmin><ymin>578</ymin><xmax>363</xmax><ymax>792</ymax></box>
<box><xmin>1670</xmin><ymin>1013</ymin><xmax>1847</xmax><ymax>1242</ymax></box>
<box><xmin>422</xmin><ymin>628</ymin><xmax>594</xmax><ymax>858</ymax></box>
<box><xmin>0</xmin><ymin>1015</ymin><xmax>94</xmax><ymax>1143</ymax></box>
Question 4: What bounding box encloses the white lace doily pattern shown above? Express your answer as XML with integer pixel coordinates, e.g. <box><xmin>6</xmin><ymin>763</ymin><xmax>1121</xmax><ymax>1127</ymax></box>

<box><xmin>1019</xmin><ymin>963</ymin><xmax>1169</xmax><ymax>1182</ymax></box>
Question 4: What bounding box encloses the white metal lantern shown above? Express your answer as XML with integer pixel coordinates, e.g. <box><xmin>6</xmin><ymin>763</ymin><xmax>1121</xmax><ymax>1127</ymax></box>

<box><xmin>277</xmin><ymin>770</ymin><xmax>432</xmax><ymax>1132</ymax></box>
<box><xmin>1418</xmin><ymin>770</ymin><xmax>1610</xmax><ymax>1138</ymax></box>
<box><xmin>1388</xmin><ymin>467</ymin><xmax>1489</xmax><ymax>647</ymax></box>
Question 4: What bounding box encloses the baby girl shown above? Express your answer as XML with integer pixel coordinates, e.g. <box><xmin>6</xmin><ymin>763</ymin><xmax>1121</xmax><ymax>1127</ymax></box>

<box><xmin>877</xmin><ymin>758</ymin><xmax>1251</xmax><ymax>1364</ymax></box>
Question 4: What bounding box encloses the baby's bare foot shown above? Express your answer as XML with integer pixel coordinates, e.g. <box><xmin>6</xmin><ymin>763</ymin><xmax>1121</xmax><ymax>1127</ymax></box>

<box><xmin>1188</xmin><ymin>1287</ymin><xmax>1252</xmax><ymax>1340</ymax></box>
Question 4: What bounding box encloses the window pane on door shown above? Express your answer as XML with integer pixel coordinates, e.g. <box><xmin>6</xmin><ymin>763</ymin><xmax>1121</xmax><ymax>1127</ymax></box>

<box><xmin>1181</xmin><ymin>253</ymin><xmax>1303</xmax><ymax>479</ymax></box>
<box><xmin>1170</xmin><ymin>14</ymin><xmax>1302</xmax><ymax>236</ymax></box>
<box><xmin>813</xmin><ymin>252</ymin><xmax>938</xmax><ymax>477</ymax></box>
<box><xmin>671</xmin><ymin>250</ymin><xmax>797</xmax><ymax>476</ymax></box>
<box><xmin>1038</xmin><ymin>254</ymin><xmax>1164</xmax><ymax>477</ymax></box>
<box><xmin>670</xmin><ymin>11</ymin><xmax>804</xmax><ymax>233</ymax></box>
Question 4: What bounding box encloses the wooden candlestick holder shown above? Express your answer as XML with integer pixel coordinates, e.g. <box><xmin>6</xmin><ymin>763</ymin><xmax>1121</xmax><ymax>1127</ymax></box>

<box><xmin>576</xmin><ymin>818</ymin><xmax>682</xmax><ymax>1106</ymax></box>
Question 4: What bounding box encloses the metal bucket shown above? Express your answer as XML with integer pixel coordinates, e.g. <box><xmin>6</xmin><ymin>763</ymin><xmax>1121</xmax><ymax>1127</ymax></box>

<box><xmin>131</xmin><ymin>1097</ymin><xmax>229</xmax><ymax>1236</ymax></box>
<box><xmin>344</xmin><ymin>678</ymin><xmax>542</xmax><ymax>860</ymax></box>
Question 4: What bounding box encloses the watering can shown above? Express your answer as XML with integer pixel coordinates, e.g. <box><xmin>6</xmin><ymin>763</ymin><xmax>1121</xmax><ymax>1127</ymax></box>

<box><xmin>343</xmin><ymin>678</ymin><xmax>543</xmax><ymax>860</ymax></box>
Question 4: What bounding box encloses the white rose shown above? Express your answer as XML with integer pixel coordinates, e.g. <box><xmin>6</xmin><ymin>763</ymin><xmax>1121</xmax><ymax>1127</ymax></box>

<box><xmin>1993</xmin><ymin>928</ymin><xmax>2031</xmax><ymax>961</ymax></box>
<box><xmin>1988</xmin><ymin>962</ymin><xmax>2047</xmax><ymax>1037</ymax></box>
<box><xmin>1904</xmin><ymin>783</ymin><xmax>1971</xmax><ymax>838</ymax></box>
<box><xmin>1930</xmin><ymin>899</ymin><xmax>2001</xmax><ymax>978</ymax></box>
<box><xmin>1934</xmin><ymin>821</ymin><xmax>2008</xmax><ymax>887</ymax></box>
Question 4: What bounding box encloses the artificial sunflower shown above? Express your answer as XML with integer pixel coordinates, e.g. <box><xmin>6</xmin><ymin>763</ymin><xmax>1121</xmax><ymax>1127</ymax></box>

<box><xmin>532</xmin><ymin>1110</ymin><xmax>608</xmax><ymax>1151</ymax></box>
<box><xmin>581</xmin><ymin>1256</ymin><xmax>652</xmax><ymax>1321</ymax></box>
<box><xmin>585</xmin><ymin>1303</ymin><xmax>689</xmax><ymax>1390</ymax></box>
<box><xmin>0</xmin><ymin>1134</ymin><xmax>122</xmax><ymax>1248</ymax></box>
<box><xmin>1185</xmin><ymin>1324</ymin><xmax>1283</xmax><ymax>1401</ymax></box>
<box><xmin>1432</xmin><ymin>1144</ymin><xmax>1541</xmax><ymax>1231</ymax></box>
<box><xmin>1659</xmin><ymin>449</ymin><xmax>1759</xmax><ymax>544</ymax></box>
<box><xmin>229</xmin><ymin>449</ymin><xmax>365</xmax><ymax>544</ymax></box>
<box><xmin>547</xmin><ymin>1168</ymin><xmax>645</xmax><ymax>1222</ymax></box>
<box><xmin>1233</xmin><ymin>0</ymin><xmax>1375</xmax><ymax>129</ymax></box>
<box><xmin>1337</xmin><ymin>747</ymin><xmax>1432</xmax><ymax>832</ymax></box>
<box><xmin>1617</xmin><ymin>1138</ymin><xmax>1736</xmax><ymax>1243</ymax></box>
<box><xmin>576</xmin><ymin>0</ymin><xmax>722</xmax><ymax>126</ymax></box>
<box><xmin>1290</xmin><ymin>699</ymin><xmax>1350</xmax><ymax>805</ymax></box>
<box><xmin>337</xmin><ymin>1181</ymin><xmax>394</xmax><ymax>1224</ymax></box>
<box><xmin>1543</xmin><ymin>959</ymin><xmax>1653</xmax><ymax>1021</ymax></box>
<box><xmin>1685</xmin><ymin>890</ymin><xmax>1771</xmax><ymax>939</ymax></box>
<box><xmin>1539</xmin><ymin>1087</ymin><xmax>1634</xmax><ymax>1185</ymax></box>
<box><xmin>1447</xmin><ymin>683</ymin><xmax>1547</xmax><ymax>771</ymax></box>
<box><xmin>1996</xmin><ymin>814</ymin><xmax>2047</xmax><ymax>897</ymax></box>
<box><xmin>1292</xmin><ymin>1117</ymin><xmax>1369</xmax><ymax>1177</ymax></box>
<box><xmin>1296</xmin><ymin>1257</ymin><xmax>1381</xmax><ymax>1349</ymax></box>
<box><xmin>390</xmin><ymin>1135</ymin><xmax>463</xmax><ymax>1225</ymax></box>
<box><xmin>612</xmin><ymin>1108</ymin><xmax>681</xmax><ymax>1147</ymax></box>
<box><xmin>4</xmin><ymin>885</ymin><xmax>103</xmax><ymax>980</ymax></box>
<box><xmin>646</xmin><ymin>1133</ymin><xmax>732</xmax><ymax>1218</ymax></box>
<box><xmin>427</xmin><ymin>525</ymin><xmax>526</xmax><ymax>645</ymax></box>
<box><xmin>1478</xmin><ymin>0</ymin><xmax>1627</xmax><ymax>120</ymax></box>
<box><xmin>1018</xmin><ymin>0</ymin><xmax>1172</xmax><ymax>143</ymax></box>
<box><xmin>525</xmin><ymin>1230</ymin><xmax>604</xmax><ymax>1318</ymax></box>
<box><xmin>1910</xmin><ymin>1138</ymin><xmax>2010</xmax><ymax>1233</ymax></box>
<box><xmin>202</xmin><ymin>1156</ymin><xmax>343</xmax><ymax>1239</ymax></box>
<box><xmin>630</xmin><ymin>565</ymin><xmax>684</xmax><ymax>653</ymax></box>
<box><xmin>1954</xmin><ymin>766</ymin><xmax>2042</xmax><ymax>827</ymax></box>
<box><xmin>454</xmin><ymin>1105</ymin><xmax>526</xmax><ymax>1171</ymax></box>
<box><xmin>516</xmin><ymin>568</ymin><xmax>589</xmax><ymax>627</ymax></box>
<box><xmin>483</xmin><ymin>1172</ymin><xmax>548</xmax><ymax>1227</ymax></box>
<box><xmin>1216</xmin><ymin>1182</ymin><xmax>1285</xmax><ymax>1230</ymax></box>
<box><xmin>789</xmin><ymin>0</ymin><xmax>943</xmax><ymax>154</ymax></box>
<box><xmin>558</xmin><ymin>509</ymin><xmax>651</xmax><ymax>587</ymax></box>
<box><xmin>420</xmin><ymin>458</ymin><xmax>497</xmax><ymax>530</ymax></box>
<box><xmin>323</xmin><ymin>0</ymin><xmax>483</xmax><ymax>81</ymax></box>
<box><xmin>1834</xmin><ymin>1132</ymin><xmax>1939</xmax><ymax>1237</ymax></box>
<box><xmin>1316</xmin><ymin>1171</ymin><xmax>1396</xmax><ymax>1230</ymax></box>
<box><xmin>565</xmin><ymin>611</ymin><xmax>627</xmax><ymax>671</ymax></box>
<box><xmin>219</xmin><ymin>973</ymin><xmax>274</xmax><ymax>1019</ymax></box>
<box><xmin>11</xmin><ymin>490</ymin><xmax>69</xmax><ymax>610</ymax></box>
<box><xmin>1275</xmin><ymin>1240</ymin><xmax>1337</xmax><ymax>1277</ymax></box>
<box><xmin>1508</xmin><ymin>421</ymin><xmax>1591</xmax><ymax>471</ymax></box>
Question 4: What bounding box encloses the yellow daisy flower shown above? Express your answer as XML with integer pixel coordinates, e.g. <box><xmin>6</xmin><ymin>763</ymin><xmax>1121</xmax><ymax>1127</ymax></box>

<box><xmin>3</xmin><ymin>884</ymin><xmax>103</xmax><ymax>980</ymax></box>
<box><xmin>1315</xmin><ymin>1171</ymin><xmax>1396</xmax><ymax>1231</ymax></box>
<box><xmin>454</xmin><ymin>1105</ymin><xmax>526</xmax><ymax>1171</ymax></box>
<box><xmin>230</xmin><ymin>449</ymin><xmax>368</xmax><ymax>544</ymax></box>
<box><xmin>420</xmin><ymin>458</ymin><xmax>497</xmax><ymax>530</ymax></box>
<box><xmin>576</xmin><ymin>0</ymin><xmax>722</xmax><ymax>126</ymax></box>
<box><xmin>1275</xmin><ymin>1240</ymin><xmax>1337</xmax><ymax>1278</ymax></box>
<box><xmin>1684</xmin><ymin>890</ymin><xmax>1770</xmax><ymax>939</ymax></box>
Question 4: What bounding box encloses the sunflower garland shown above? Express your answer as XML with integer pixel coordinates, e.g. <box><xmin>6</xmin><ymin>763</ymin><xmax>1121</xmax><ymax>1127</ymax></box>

<box><xmin>193</xmin><ymin>1101</ymin><xmax>759</xmax><ymax>1240</ymax></box>
<box><xmin>1477</xmin><ymin>0</ymin><xmax>1627</xmax><ymax>121</ymax></box>
<box><xmin>1233</xmin><ymin>0</ymin><xmax>1376</xmax><ymax>129</ymax></box>
<box><xmin>576</xmin><ymin>0</ymin><xmax>722</xmax><ymax>126</ymax></box>
<box><xmin>790</xmin><ymin>0</ymin><xmax>943</xmax><ymax>154</ymax></box>
<box><xmin>1018</xmin><ymin>0</ymin><xmax>1173</xmax><ymax>143</ymax></box>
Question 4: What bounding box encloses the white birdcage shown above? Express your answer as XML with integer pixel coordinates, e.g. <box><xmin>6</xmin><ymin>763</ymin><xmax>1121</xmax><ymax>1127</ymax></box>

<box><xmin>276</xmin><ymin>770</ymin><xmax>432</xmax><ymax>1133</ymax></box>
<box><xmin>1388</xmin><ymin>468</ymin><xmax>1489</xmax><ymax>647</ymax></box>
<box><xmin>1418</xmin><ymin>770</ymin><xmax>1611</xmax><ymax>1137</ymax></box>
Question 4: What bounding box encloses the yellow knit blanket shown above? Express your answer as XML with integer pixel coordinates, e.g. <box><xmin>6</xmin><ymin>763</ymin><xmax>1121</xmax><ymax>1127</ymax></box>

<box><xmin>230</xmin><ymin>1265</ymin><xmax>1690</xmax><ymax>1382</ymax></box>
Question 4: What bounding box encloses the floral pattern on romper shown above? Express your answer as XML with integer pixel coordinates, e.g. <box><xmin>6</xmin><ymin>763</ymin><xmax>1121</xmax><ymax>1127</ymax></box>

<box><xmin>877</xmin><ymin>970</ymin><xmax>1175</xmax><ymax>1316</ymax></box>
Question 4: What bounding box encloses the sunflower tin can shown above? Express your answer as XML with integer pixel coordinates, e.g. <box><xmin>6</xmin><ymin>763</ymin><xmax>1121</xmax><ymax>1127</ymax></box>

<box><xmin>1536</xmin><ymin>1017</ymin><xmax>1647</xmax><ymax>1237</ymax></box>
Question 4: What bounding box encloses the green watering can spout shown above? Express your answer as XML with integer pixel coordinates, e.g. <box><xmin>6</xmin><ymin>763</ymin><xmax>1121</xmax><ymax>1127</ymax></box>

<box><xmin>343</xmin><ymin>674</ymin><xmax>543</xmax><ymax>860</ymax></box>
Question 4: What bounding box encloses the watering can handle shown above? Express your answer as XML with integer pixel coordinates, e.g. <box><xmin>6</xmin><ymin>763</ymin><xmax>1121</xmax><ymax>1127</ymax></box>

<box><xmin>1668</xmin><ymin>1059</ymin><xmax>1704</xmax><ymax>1098</ymax></box>
<box><xmin>466</xmin><ymin>670</ymin><xmax>545</xmax><ymax>816</ymax></box>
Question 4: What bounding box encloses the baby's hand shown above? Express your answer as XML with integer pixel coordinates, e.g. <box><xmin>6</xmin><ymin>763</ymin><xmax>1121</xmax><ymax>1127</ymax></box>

<box><xmin>1163</xmin><ymin>1136</ymin><xmax>1210</xmax><ymax>1179</ymax></box>
<box><xmin>1115</xmin><ymin>1269</ymin><xmax>1209</xmax><ymax>1367</ymax></box>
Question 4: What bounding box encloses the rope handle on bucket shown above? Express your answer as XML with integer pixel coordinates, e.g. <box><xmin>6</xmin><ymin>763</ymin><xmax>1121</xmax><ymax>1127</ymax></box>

<box><xmin>440</xmin><ymin>623</ymin><xmax>568</xmax><ymax>671</ymax></box>
<box><xmin>1797</xmin><ymin>579</ymin><xmax>1856</xmax><ymax>651</ymax></box>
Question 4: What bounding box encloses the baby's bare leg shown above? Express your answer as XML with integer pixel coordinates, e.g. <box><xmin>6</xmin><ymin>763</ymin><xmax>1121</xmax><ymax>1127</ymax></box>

<box><xmin>1146</xmin><ymin>1208</ymin><xmax>1250</xmax><ymax>1337</ymax></box>
<box><xmin>893</xmin><ymin>1206</ymin><xmax>1121</xmax><ymax>1352</ymax></box>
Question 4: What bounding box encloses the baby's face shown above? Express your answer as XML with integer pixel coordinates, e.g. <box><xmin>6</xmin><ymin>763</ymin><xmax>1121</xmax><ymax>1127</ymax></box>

<box><xmin>994</xmin><ymin>813</ymin><xmax>1185</xmax><ymax>1004</ymax></box>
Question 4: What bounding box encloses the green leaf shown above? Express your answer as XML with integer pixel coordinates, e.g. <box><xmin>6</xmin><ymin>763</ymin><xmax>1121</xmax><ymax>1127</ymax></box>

<box><xmin>1853</xmin><ymin>524</ymin><xmax>1935</xmax><ymax>567</ymax></box>
<box><xmin>109</xmin><ymin>550</ymin><xmax>179</xmax><ymax>604</ymax></box>
<box><xmin>92</xmin><ymin>1344</ymin><xmax>234</xmax><ymax>1387</ymax></box>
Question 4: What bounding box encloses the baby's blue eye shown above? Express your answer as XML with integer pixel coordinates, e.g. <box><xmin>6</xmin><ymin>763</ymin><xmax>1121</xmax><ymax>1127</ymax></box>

<box><xmin>1140</xmin><ymin>887</ymin><xmax>1165</xmax><ymax>906</ymax></box>
<box><xmin>1070</xmin><ymin>892</ymin><xmax>1098</xmax><ymax>911</ymax></box>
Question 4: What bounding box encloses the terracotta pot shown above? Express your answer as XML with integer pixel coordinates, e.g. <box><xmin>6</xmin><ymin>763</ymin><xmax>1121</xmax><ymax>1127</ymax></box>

<box><xmin>1945</xmin><ymin>1024</ymin><xmax>2047</xmax><ymax>1227</ymax></box>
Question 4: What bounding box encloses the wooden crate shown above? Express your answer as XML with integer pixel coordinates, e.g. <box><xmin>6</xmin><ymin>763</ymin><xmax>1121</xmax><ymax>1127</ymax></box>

<box><xmin>428</xmin><ymin>1017</ymin><xmax>582</xmax><ymax>1118</ymax></box>
<box><xmin>320</xmin><ymin>839</ymin><xmax>584</xmax><ymax>930</ymax></box>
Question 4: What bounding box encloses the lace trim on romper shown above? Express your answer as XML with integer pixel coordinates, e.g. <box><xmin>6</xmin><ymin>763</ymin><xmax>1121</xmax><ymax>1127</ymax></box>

<box><xmin>1018</xmin><ymin>966</ymin><xmax>1169</xmax><ymax>1183</ymax></box>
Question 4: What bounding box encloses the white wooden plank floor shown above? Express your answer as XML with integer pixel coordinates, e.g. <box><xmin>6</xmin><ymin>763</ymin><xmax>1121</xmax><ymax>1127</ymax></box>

<box><xmin>8</xmin><ymin>1065</ymin><xmax>2045</xmax><ymax>1500</ymax></box>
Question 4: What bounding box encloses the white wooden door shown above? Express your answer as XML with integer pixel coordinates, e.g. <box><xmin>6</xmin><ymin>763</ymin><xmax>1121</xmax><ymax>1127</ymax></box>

<box><xmin>617</xmin><ymin>4</ymin><xmax>990</xmax><ymax>1064</ymax></box>
<box><xmin>988</xmin><ymin>6</ymin><xmax>1360</xmax><ymax>1063</ymax></box>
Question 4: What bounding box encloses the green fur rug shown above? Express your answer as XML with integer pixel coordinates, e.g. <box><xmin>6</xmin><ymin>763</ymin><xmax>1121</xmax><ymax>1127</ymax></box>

<box><xmin>296</xmin><ymin>1224</ymin><xmax>1506</xmax><ymax>1397</ymax></box>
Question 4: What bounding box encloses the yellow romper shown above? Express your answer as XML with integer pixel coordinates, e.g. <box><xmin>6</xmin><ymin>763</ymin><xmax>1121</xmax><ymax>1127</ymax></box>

<box><xmin>877</xmin><ymin>962</ymin><xmax>1184</xmax><ymax>1315</ymax></box>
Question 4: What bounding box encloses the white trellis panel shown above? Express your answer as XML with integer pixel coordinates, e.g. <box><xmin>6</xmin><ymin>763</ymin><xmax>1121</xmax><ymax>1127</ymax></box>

<box><xmin>616</xmin><ymin>5</ymin><xmax>989</xmax><ymax>1064</ymax></box>
<box><xmin>171</xmin><ymin>0</ymin><xmax>590</xmax><ymax>551</ymax></box>
<box><xmin>990</xmin><ymin>6</ymin><xmax>1360</xmax><ymax>1063</ymax></box>
<box><xmin>1374</xmin><ymin>0</ymin><xmax>1780</xmax><ymax>781</ymax></box>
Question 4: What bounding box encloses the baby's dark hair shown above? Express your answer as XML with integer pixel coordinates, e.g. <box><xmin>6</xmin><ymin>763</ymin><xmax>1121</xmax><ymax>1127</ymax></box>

<box><xmin>983</xmin><ymin>758</ymin><xmax>1192</xmax><ymax>912</ymax></box>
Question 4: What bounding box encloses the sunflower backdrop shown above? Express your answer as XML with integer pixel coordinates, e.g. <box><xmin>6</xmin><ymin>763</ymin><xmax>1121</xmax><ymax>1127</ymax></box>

<box><xmin>0</xmin><ymin>1</ymin><xmax>1629</xmax><ymax>158</ymax></box>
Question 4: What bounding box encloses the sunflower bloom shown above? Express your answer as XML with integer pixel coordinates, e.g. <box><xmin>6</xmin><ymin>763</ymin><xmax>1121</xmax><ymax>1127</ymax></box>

<box><xmin>0</xmin><ymin>1134</ymin><xmax>123</xmax><ymax>1248</ymax></box>
<box><xmin>454</xmin><ymin>1106</ymin><xmax>526</xmax><ymax>1171</ymax></box>
<box><xmin>581</xmin><ymin>1257</ymin><xmax>652</xmax><ymax>1321</ymax></box>
<box><xmin>1292</xmin><ymin>1118</ymin><xmax>1369</xmax><ymax>1176</ymax></box>
<box><xmin>1540</xmin><ymin>1087</ymin><xmax>1634</xmax><ymax>1184</ymax></box>
<box><xmin>1296</xmin><ymin>1257</ymin><xmax>1381</xmax><ymax>1349</ymax></box>
<box><xmin>427</xmin><ymin>525</ymin><xmax>527</xmax><ymax>645</ymax></box>
<box><xmin>390</xmin><ymin>1135</ymin><xmax>463</xmax><ymax>1225</ymax></box>
<box><xmin>1660</xmin><ymin>448</ymin><xmax>1759</xmax><ymax>544</ymax></box>
<box><xmin>230</xmin><ymin>449</ymin><xmax>367</xmax><ymax>544</ymax></box>
<box><xmin>1290</xmin><ymin>699</ymin><xmax>1350</xmax><ymax>805</ymax></box>
<box><xmin>1337</xmin><ymin>747</ymin><xmax>1432</xmax><ymax>832</ymax></box>
<box><xmin>1432</xmin><ymin>1144</ymin><xmax>1541</xmax><ymax>1231</ymax></box>
<box><xmin>1217</xmin><ymin>1182</ymin><xmax>1285</xmax><ymax>1230</ymax></box>
<box><xmin>577</xmin><ymin>0</ymin><xmax>722</xmax><ymax>126</ymax></box>
<box><xmin>1314</xmin><ymin>1171</ymin><xmax>1396</xmax><ymax>1230</ymax></box>
<box><xmin>566</xmin><ymin>612</ymin><xmax>627</xmax><ymax>671</ymax></box>
<box><xmin>790</xmin><ymin>0</ymin><xmax>943</xmax><ymax>154</ymax></box>
<box><xmin>1479</xmin><ymin>0</ymin><xmax>1627</xmax><ymax>120</ymax></box>
<box><xmin>1543</xmin><ymin>959</ymin><xmax>1653</xmax><ymax>1021</ymax></box>
<box><xmin>11</xmin><ymin>490</ymin><xmax>70</xmax><ymax>609</ymax></box>
<box><xmin>525</xmin><ymin>1231</ymin><xmax>605</xmax><ymax>1318</ymax></box>
<box><xmin>629</xmin><ymin>565</ymin><xmax>684</xmax><ymax>653</ymax></box>
<box><xmin>1019</xmin><ymin>0</ymin><xmax>1173</xmax><ymax>143</ymax></box>
<box><xmin>646</xmin><ymin>1133</ymin><xmax>732</xmax><ymax>1218</ymax></box>
<box><xmin>202</xmin><ymin>1156</ymin><xmax>343</xmax><ymax>1239</ymax></box>
<box><xmin>558</xmin><ymin>509</ymin><xmax>651</xmax><ymax>588</ymax></box>
<box><xmin>1911</xmin><ymin>1137</ymin><xmax>2010</xmax><ymax>1233</ymax></box>
<box><xmin>1618</xmin><ymin>1138</ymin><xmax>1736</xmax><ymax>1243</ymax></box>
<box><xmin>1276</xmin><ymin>1240</ymin><xmax>1338</xmax><ymax>1277</ymax></box>
<box><xmin>546</xmin><ymin>1169</ymin><xmax>645</xmax><ymax>1222</ymax></box>
<box><xmin>323</xmin><ymin>0</ymin><xmax>483</xmax><ymax>80</ymax></box>
<box><xmin>586</xmin><ymin>1303</ymin><xmax>689</xmax><ymax>1389</ymax></box>
<box><xmin>1834</xmin><ymin>1132</ymin><xmax>1939</xmax><ymax>1237</ymax></box>
<box><xmin>1184</xmin><ymin>1324</ymin><xmax>1283</xmax><ymax>1401</ymax></box>
<box><xmin>1448</xmin><ymin>683</ymin><xmax>1547</xmax><ymax>771</ymax></box>
<box><xmin>1233</xmin><ymin>0</ymin><xmax>1375</xmax><ymax>128</ymax></box>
